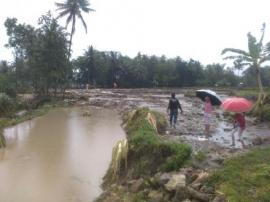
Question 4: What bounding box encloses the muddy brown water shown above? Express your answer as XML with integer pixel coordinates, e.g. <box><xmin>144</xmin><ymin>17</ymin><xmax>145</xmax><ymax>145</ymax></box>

<box><xmin>0</xmin><ymin>107</ymin><xmax>125</xmax><ymax>202</ymax></box>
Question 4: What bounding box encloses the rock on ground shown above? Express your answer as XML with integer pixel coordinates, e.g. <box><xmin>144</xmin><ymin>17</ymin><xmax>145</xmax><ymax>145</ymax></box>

<box><xmin>165</xmin><ymin>173</ymin><xmax>186</xmax><ymax>192</ymax></box>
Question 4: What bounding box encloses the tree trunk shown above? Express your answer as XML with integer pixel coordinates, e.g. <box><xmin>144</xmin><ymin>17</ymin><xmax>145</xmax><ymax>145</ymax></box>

<box><xmin>252</xmin><ymin>65</ymin><xmax>266</xmax><ymax>113</ymax></box>
<box><xmin>68</xmin><ymin>17</ymin><xmax>76</xmax><ymax>59</ymax></box>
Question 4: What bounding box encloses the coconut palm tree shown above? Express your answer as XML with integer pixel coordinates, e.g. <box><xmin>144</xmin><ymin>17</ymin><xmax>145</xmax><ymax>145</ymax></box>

<box><xmin>222</xmin><ymin>23</ymin><xmax>270</xmax><ymax>112</ymax></box>
<box><xmin>55</xmin><ymin>0</ymin><xmax>95</xmax><ymax>57</ymax></box>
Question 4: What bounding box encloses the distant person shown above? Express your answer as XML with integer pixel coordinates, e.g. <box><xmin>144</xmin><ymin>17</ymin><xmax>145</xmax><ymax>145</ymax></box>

<box><xmin>167</xmin><ymin>92</ymin><xmax>183</xmax><ymax>128</ymax></box>
<box><xmin>203</xmin><ymin>96</ymin><xmax>213</xmax><ymax>137</ymax></box>
<box><xmin>231</xmin><ymin>112</ymin><xmax>246</xmax><ymax>147</ymax></box>
<box><xmin>113</xmin><ymin>82</ymin><xmax>118</xmax><ymax>88</ymax></box>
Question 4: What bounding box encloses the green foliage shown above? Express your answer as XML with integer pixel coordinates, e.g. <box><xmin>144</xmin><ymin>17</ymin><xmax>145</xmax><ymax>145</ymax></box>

<box><xmin>125</xmin><ymin>108</ymin><xmax>191</xmax><ymax>177</ymax></box>
<box><xmin>132</xmin><ymin>192</ymin><xmax>147</xmax><ymax>202</ymax></box>
<box><xmin>258</xmin><ymin>104</ymin><xmax>270</xmax><ymax>121</ymax></box>
<box><xmin>0</xmin><ymin>74</ymin><xmax>16</xmax><ymax>98</ymax></box>
<box><xmin>0</xmin><ymin>93</ymin><xmax>15</xmax><ymax>117</ymax></box>
<box><xmin>207</xmin><ymin>147</ymin><xmax>270</xmax><ymax>202</ymax></box>
<box><xmin>193</xmin><ymin>150</ymin><xmax>207</xmax><ymax>162</ymax></box>
<box><xmin>4</xmin><ymin>13</ymin><xmax>71</xmax><ymax>96</ymax></box>
<box><xmin>161</xmin><ymin>142</ymin><xmax>192</xmax><ymax>171</ymax></box>
<box><xmin>72</xmin><ymin>49</ymin><xmax>240</xmax><ymax>88</ymax></box>
<box><xmin>55</xmin><ymin>0</ymin><xmax>95</xmax><ymax>55</ymax></box>
<box><xmin>222</xmin><ymin>24</ymin><xmax>270</xmax><ymax>111</ymax></box>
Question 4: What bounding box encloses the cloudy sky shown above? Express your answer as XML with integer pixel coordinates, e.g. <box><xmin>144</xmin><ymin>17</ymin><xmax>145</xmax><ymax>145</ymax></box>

<box><xmin>1</xmin><ymin>0</ymin><xmax>270</xmax><ymax>65</ymax></box>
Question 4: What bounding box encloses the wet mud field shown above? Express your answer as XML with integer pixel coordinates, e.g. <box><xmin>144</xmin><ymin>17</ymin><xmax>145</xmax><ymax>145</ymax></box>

<box><xmin>67</xmin><ymin>88</ymin><xmax>270</xmax><ymax>167</ymax></box>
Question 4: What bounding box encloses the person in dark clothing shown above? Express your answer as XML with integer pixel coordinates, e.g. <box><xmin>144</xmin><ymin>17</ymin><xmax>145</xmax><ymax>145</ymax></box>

<box><xmin>167</xmin><ymin>92</ymin><xmax>183</xmax><ymax>128</ymax></box>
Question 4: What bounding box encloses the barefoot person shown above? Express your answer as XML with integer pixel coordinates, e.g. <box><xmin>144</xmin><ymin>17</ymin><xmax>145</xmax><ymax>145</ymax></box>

<box><xmin>231</xmin><ymin>112</ymin><xmax>246</xmax><ymax>147</ymax></box>
<box><xmin>167</xmin><ymin>92</ymin><xmax>183</xmax><ymax>128</ymax></box>
<box><xmin>204</xmin><ymin>96</ymin><xmax>213</xmax><ymax>137</ymax></box>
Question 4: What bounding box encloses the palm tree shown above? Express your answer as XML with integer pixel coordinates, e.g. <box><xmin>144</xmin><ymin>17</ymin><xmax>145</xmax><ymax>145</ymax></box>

<box><xmin>55</xmin><ymin>0</ymin><xmax>95</xmax><ymax>57</ymax></box>
<box><xmin>222</xmin><ymin>23</ymin><xmax>270</xmax><ymax>112</ymax></box>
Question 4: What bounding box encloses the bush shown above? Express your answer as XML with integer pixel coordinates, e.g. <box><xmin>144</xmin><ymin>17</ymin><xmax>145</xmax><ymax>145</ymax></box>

<box><xmin>0</xmin><ymin>74</ymin><xmax>16</xmax><ymax>98</ymax></box>
<box><xmin>125</xmin><ymin>108</ymin><xmax>191</xmax><ymax>176</ymax></box>
<box><xmin>260</xmin><ymin>104</ymin><xmax>270</xmax><ymax>121</ymax></box>
<box><xmin>0</xmin><ymin>93</ymin><xmax>15</xmax><ymax>117</ymax></box>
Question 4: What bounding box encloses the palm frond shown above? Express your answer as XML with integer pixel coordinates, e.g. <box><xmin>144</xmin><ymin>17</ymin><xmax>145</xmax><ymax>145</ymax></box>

<box><xmin>223</xmin><ymin>55</ymin><xmax>253</xmax><ymax>62</ymax></box>
<box><xmin>264</xmin><ymin>42</ymin><xmax>270</xmax><ymax>54</ymax></box>
<box><xmin>77</xmin><ymin>13</ymin><xmax>87</xmax><ymax>33</ymax></box>
<box><xmin>56</xmin><ymin>9</ymin><xmax>70</xmax><ymax>19</ymax></box>
<box><xmin>55</xmin><ymin>2</ymin><xmax>70</xmax><ymax>10</ymax></box>
<box><xmin>71</xmin><ymin>15</ymin><xmax>76</xmax><ymax>36</ymax></box>
<box><xmin>65</xmin><ymin>13</ymin><xmax>73</xmax><ymax>28</ymax></box>
<box><xmin>221</xmin><ymin>48</ymin><xmax>250</xmax><ymax>57</ymax></box>
<box><xmin>259</xmin><ymin>23</ymin><xmax>266</xmax><ymax>46</ymax></box>
<box><xmin>259</xmin><ymin>56</ymin><xmax>270</xmax><ymax>64</ymax></box>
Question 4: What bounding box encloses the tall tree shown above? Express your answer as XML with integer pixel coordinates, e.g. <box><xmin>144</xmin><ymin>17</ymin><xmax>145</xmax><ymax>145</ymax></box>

<box><xmin>55</xmin><ymin>0</ymin><xmax>95</xmax><ymax>56</ymax></box>
<box><xmin>84</xmin><ymin>46</ymin><xmax>96</xmax><ymax>85</ymax></box>
<box><xmin>222</xmin><ymin>23</ymin><xmax>269</xmax><ymax>111</ymax></box>
<box><xmin>5</xmin><ymin>13</ymin><xmax>70</xmax><ymax>97</ymax></box>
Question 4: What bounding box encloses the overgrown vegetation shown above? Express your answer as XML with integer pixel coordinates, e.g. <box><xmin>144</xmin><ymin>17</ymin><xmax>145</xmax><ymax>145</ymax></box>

<box><xmin>207</xmin><ymin>147</ymin><xmax>270</xmax><ymax>202</ymax></box>
<box><xmin>4</xmin><ymin>12</ymin><xmax>70</xmax><ymax>97</ymax></box>
<box><xmin>0</xmin><ymin>96</ymin><xmax>68</xmax><ymax>148</ymax></box>
<box><xmin>104</xmin><ymin>108</ymin><xmax>191</xmax><ymax>185</ymax></box>
<box><xmin>127</xmin><ymin>108</ymin><xmax>191</xmax><ymax>174</ymax></box>
<box><xmin>0</xmin><ymin>93</ymin><xmax>15</xmax><ymax>117</ymax></box>
<box><xmin>234</xmin><ymin>88</ymin><xmax>270</xmax><ymax>121</ymax></box>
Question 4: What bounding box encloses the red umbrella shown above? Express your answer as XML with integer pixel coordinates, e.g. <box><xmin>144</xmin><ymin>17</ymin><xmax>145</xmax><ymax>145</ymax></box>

<box><xmin>221</xmin><ymin>97</ymin><xmax>253</xmax><ymax>113</ymax></box>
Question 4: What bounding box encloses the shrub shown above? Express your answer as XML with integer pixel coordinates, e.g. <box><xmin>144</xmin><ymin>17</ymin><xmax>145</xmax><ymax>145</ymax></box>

<box><xmin>260</xmin><ymin>104</ymin><xmax>270</xmax><ymax>121</ymax></box>
<box><xmin>0</xmin><ymin>93</ymin><xmax>15</xmax><ymax>117</ymax></box>
<box><xmin>125</xmin><ymin>108</ymin><xmax>191</xmax><ymax>177</ymax></box>
<box><xmin>0</xmin><ymin>74</ymin><xmax>16</xmax><ymax>98</ymax></box>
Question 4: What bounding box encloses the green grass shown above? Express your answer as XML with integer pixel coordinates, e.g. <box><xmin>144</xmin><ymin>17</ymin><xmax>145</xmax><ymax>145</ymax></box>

<box><xmin>193</xmin><ymin>150</ymin><xmax>207</xmax><ymax>162</ymax></box>
<box><xmin>235</xmin><ymin>87</ymin><xmax>270</xmax><ymax>100</ymax></box>
<box><xmin>0</xmin><ymin>101</ymin><xmax>64</xmax><ymax>148</ymax></box>
<box><xmin>0</xmin><ymin>104</ymin><xmax>52</xmax><ymax>129</ymax></box>
<box><xmin>125</xmin><ymin>108</ymin><xmax>192</xmax><ymax>176</ymax></box>
<box><xmin>207</xmin><ymin>147</ymin><xmax>270</xmax><ymax>202</ymax></box>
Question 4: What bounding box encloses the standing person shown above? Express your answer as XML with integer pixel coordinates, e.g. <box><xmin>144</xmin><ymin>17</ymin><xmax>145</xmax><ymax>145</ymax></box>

<box><xmin>167</xmin><ymin>92</ymin><xmax>183</xmax><ymax>128</ymax></box>
<box><xmin>203</xmin><ymin>96</ymin><xmax>213</xmax><ymax>137</ymax></box>
<box><xmin>231</xmin><ymin>113</ymin><xmax>246</xmax><ymax>147</ymax></box>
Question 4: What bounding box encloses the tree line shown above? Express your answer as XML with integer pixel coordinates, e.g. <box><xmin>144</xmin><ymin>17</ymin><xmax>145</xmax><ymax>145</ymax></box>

<box><xmin>1</xmin><ymin>13</ymin><xmax>270</xmax><ymax>99</ymax></box>
<box><xmin>72</xmin><ymin>47</ymin><xmax>240</xmax><ymax>88</ymax></box>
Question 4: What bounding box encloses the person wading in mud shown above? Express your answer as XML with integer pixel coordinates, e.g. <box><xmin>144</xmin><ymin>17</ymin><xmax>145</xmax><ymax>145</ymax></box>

<box><xmin>231</xmin><ymin>112</ymin><xmax>246</xmax><ymax>147</ymax></box>
<box><xmin>204</xmin><ymin>96</ymin><xmax>213</xmax><ymax>137</ymax></box>
<box><xmin>167</xmin><ymin>92</ymin><xmax>183</xmax><ymax>128</ymax></box>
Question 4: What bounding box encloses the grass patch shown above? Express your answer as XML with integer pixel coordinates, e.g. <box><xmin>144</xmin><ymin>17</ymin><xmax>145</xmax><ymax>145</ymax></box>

<box><xmin>207</xmin><ymin>147</ymin><xmax>270</xmax><ymax>202</ymax></box>
<box><xmin>0</xmin><ymin>99</ymin><xmax>67</xmax><ymax>148</ymax></box>
<box><xmin>234</xmin><ymin>88</ymin><xmax>270</xmax><ymax>102</ymax></box>
<box><xmin>193</xmin><ymin>150</ymin><xmax>207</xmax><ymax>162</ymax></box>
<box><xmin>0</xmin><ymin>104</ymin><xmax>52</xmax><ymax>129</ymax></box>
<box><xmin>125</xmin><ymin>108</ymin><xmax>191</xmax><ymax>177</ymax></box>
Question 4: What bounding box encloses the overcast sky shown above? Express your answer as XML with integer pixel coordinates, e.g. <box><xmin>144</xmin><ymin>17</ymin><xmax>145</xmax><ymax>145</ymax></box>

<box><xmin>1</xmin><ymin>0</ymin><xmax>270</xmax><ymax>65</ymax></box>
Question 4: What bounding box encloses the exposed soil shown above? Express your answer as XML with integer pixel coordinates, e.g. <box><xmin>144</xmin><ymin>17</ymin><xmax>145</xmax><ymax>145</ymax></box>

<box><xmin>65</xmin><ymin>88</ymin><xmax>270</xmax><ymax>169</ymax></box>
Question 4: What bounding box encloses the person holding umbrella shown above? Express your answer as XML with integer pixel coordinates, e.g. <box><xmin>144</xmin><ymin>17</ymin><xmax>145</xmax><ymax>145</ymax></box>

<box><xmin>204</xmin><ymin>96</ymin><xmax>213</xmax><ymax>137</ymax></box>
<box><xmin>167</xmin><ymin>92</ymin><xmax>183</xmax><ymax>128</ymax></box>
<box><xmin>196</xmin><ymin>89</ymin><xmax>222</xmax><ymax>137</ymax></box>
<box><xmin>231</xmin><ymin>112</ymin><xmax>246</xmax><ymax>147</ymax></box>
<box><xmin>221</xmin><ymin>97</ymin><xmax>253</xmax><ymax>147</ymax></box>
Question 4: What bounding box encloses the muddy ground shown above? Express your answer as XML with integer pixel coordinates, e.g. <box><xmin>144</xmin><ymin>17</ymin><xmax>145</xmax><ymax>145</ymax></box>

<box><xmin>66</xmin><ymin>88</ymin><xmax>270</xmax><ymax>169</ymax></box>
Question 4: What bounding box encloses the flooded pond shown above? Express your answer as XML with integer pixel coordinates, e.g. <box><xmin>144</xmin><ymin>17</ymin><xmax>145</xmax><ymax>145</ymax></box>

<box><xmin>0</xmin><ymin>107</ymin><xmax>125</xmax><ymax>202</ymax></box>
